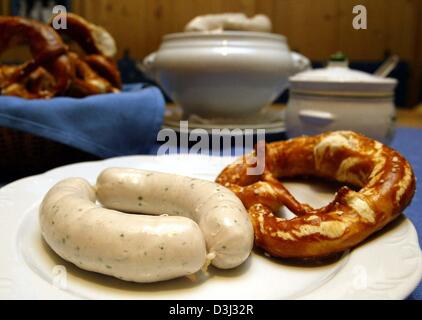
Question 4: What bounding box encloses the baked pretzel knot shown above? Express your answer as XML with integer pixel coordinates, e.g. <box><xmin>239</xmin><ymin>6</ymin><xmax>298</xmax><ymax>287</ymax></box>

<box><xmin>216</xmin><ymin>131</ymin><xmax>416</xmax><ymax>259</ymax></box>
<box><xmin>0</xmin><ymin>14</ymin><xmax>121</xmax><ymax>99</ymax></box>
<box><xmin>0</xmin><ymin>16</ymin><xmax>73</xmax><ymax>98</ymax></box>
<box><xmin>50</xmin><ymin>13</ymin><xmax>121</xmax><ymax>96</ymax></box>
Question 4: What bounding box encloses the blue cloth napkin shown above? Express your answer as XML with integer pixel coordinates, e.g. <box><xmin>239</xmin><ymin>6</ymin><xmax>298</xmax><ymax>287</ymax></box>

<box><xmin>391</xmin><ymin>128</ymin><xmax>422</xmax><ymax>300</ymax></box>
<box><xmin>0</xmin><ymin>84</ymin><xmax>165</xmax><ymax>158</ymax></box>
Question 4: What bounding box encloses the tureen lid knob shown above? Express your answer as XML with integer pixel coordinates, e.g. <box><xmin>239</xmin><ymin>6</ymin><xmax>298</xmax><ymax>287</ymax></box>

<box><xmin>328</xmin><ymin>52</ymin><xmax>349</xmax><ymax>68</ymax></box>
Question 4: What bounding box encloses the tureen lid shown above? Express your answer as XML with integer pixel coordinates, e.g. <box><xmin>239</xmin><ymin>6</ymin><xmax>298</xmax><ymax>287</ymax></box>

<box><xmin>290</xmin><ymin>53</ymin><xmax>397</xmax><ymax>96</ymax></box>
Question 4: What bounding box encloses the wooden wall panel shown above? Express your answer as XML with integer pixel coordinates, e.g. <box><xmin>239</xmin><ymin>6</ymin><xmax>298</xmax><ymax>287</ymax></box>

<box><xmin>0</xmin><ymin>0</ymin><xmax>10</xmax><ymax>15</ymax></box>
<box><xmin>408</xmin><ymin>1</ymin><xmax>422</xmax><ymax>105</ymax></box>
<box><xmin>254</xmin><ymin>0</ymin><xmax>274</xmax><ymax>19</ymax></box>
<box><xmin>339</xmin><ymin>0</ymin><xmax>388</xmax><ymax>60</ymax></box>
<box><xmin>70</xmin><ymin>0</ymin><xmax>420</xmax><ymax>63</ymax></box>
<box><xmin>1</xmin><ymin>0</ymin><xmax>418</xmax><ymax>63</ymax></box>
<box><xmin>385</xmin><ymin>0</ymin><xmax>418</xmax><ymax>61</ymax></box>
<box><xmin>338</xmin><ymin>0</ymin><xmax>418</xmax><ymax>61</ymax></box>
<box><xmin>212</xmin><ymin>0</ymin><xmax>256</xmax><ymax>15</ymax></box>
<box><xmin>272</xmin><ymin>0</ymin><xmax>340</xmax><ymax>59</ymax></box>
<box><xmin>71</xmin><ymin>0</ymin><xmax>148</xmax><ymax>58</ymax></box>
<box><xmin>1</xmin><ymin>0</ymin><xmax>421</xmax><ymax>104</ymax></box>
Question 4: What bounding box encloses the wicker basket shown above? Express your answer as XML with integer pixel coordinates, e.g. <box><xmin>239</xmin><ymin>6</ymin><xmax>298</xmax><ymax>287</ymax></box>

<box><xmin>0</xmin><ymin>127</ymin><xmax>99</xmax><ymax>182</ymax></box>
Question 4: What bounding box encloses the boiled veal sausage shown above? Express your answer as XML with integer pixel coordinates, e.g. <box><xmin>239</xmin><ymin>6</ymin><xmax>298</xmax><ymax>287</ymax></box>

<box><xmin>96</xmin><ymin>168</ymin><xmax>254</xmax><ymax>269</ymax></box>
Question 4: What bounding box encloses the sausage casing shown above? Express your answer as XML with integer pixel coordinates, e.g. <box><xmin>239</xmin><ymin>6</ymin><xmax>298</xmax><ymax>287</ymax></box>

<box><xmin>96</xmin><ymin>168</ymin><xmax>254</xmax><ymax>269</ymax></box>
<box><xmin>39</xmin><ymin>178</ymin><xmax>207</xmax><ymax>283</ymax></box>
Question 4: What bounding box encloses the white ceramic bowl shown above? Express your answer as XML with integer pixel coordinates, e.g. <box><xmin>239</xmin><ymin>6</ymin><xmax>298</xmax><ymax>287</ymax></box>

<box><xmin>142</xmin><ymin>31</ymin><xmax>310</xmax><ymax>118</ymax></box>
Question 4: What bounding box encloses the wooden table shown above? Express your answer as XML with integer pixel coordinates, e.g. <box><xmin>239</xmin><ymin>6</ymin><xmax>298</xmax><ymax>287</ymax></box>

<box><xmin>397</xmin><ymin>104</ymin><xmax>422</xmax><ymax>128</ymax></box>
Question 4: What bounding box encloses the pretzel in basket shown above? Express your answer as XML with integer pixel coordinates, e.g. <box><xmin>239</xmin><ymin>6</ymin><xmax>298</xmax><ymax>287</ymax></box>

<box><xmin>50</xmin><ymin>13</ymin><xmax>121</xmax><ymax>96</ymax></box>
<box><xmin>0</xmin><ymin>16</ymin><xmax>73</xmax><ymax>98</ymax></box>
<box><xmin>216</xmin><ymin>131</ymin><xmax>416</xmax><ymax>259</ymax></box>
<box><xmin>51</xmin><ymin>12</ymin><xmax>117</xmax><ymax>58</ymax></box>
<box><xmin>66</xmin><ymin>52</ymin><xmax>119</xmax><ymax>97</ymax></box>
<box><xmin>0</xmin><ymin>14</ymin><xmax>121</xmax><ymax>99</ymax></box>
<box><xmin>83</xmin><ymin>54</ymin><xmax>121</xmax><ymax>89</ymax></box>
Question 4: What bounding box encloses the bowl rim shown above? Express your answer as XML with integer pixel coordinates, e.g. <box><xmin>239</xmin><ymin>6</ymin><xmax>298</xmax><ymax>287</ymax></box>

<box><xmin>163</xmin><ymin>31</ymin><xmax>287</xmax><ymax>42</ymax></box>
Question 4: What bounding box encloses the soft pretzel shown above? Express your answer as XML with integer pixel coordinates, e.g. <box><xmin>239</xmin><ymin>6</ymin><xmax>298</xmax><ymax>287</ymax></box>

<box><xmin>0</xmin><ymin>14</ymin><xmax>121</xmax><ymax>99</ymax></box>
<box><xmin>0</xmin><ymin>16</ymin><xmax>73</xmax><ymax>98</ymax></box>
<box><xmin>83</xmin><ymin>54</ymin><xmax>121</xmax><ymax>89</ymax></box>
<box><xmin>66</xmin><ymin>52</ymin><xmax>118</xmax><ymax>97</ymax></box>
<box><xmin>51</xmin><ymin>12</ymin><xmax>117</xmax><ymax>58</ymax></box>
<box><xmin>216</xmin><ymin>131</ymin><xmax>416</xmax><ymax>259</ymax></box>
<box><xmin>1</xmin><ymin>65</ymin><xmax>57</xmax><ymax>99</ymax></box>
<box><xmin>50</xmin><ymin>13</ymin><xmax>121</xmax><ymax>94</ymax></box>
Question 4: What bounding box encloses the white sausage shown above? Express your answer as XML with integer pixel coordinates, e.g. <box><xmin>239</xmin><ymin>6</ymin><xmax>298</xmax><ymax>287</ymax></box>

<box><xmin>96</xmin><ymin>168</ymin><xmax>254</xmax><ymax>269</ymax></box>
<box><xmin>39</xmin><ymin>178</ymin><xmax>207</xmax><ymax>283</ymax></box>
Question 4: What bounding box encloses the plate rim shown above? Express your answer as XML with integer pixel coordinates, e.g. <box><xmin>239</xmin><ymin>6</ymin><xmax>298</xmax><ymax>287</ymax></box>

<box><xmin>163</xmin><ymin>105</ymin><xmax>286</xmax><ymax>133</ymax></box>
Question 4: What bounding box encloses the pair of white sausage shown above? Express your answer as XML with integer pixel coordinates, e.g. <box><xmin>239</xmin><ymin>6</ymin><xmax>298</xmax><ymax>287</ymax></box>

<box><xmin>39</xmin><ymin>168</ymin><xmax>254</xmax><ymax>283</ymax></box>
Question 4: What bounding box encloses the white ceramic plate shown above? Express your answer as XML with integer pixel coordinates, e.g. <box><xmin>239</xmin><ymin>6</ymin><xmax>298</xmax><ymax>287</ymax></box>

<box><xmin>0</xmin><ymin>155</ymin><xmax>421</xmax><ymax>300</ymax></box>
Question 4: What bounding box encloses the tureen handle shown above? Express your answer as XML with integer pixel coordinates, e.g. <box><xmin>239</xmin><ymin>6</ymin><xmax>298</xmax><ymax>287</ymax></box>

<box><xmin>140</xmin><ymin>52</ymin><xmax>158</xmax><ymax>81</ymax></box>
<box><xmin>299</xmin><ymin>110</ymin><xmax>335</xmax><ymax>126</ymax></box>
<box><xmin>290</xmin><ymin>52</ymin><xmax>311</xmax><ymax>75</ymax></box>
